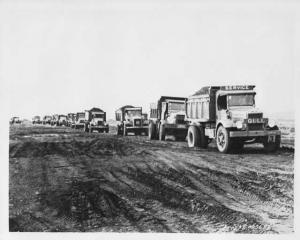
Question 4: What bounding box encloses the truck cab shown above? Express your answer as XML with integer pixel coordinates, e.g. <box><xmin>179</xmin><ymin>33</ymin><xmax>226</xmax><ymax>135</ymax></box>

<box><xmin>186</xmin><ymin>85</ymin><xmax>281</xmax><ymax>153</ymax></box>
<box><xmin>67</xmin><ymin>113</ymin><xmax>76</xmax><ymax>127</ymax></box>
<box><xmin>50</xmin><ymin>114</ymin><xmax>59</xmax><ymax>126</ymax></box>
<box><xmin>115</xmin><ymin>106</ymin><xmax>148</xmax><ymax>136</ymax></box>
<box><xmin>84</xmin><ymin>108</ymin><xmax>109</xmax><ymax>133</ymax></box>
<box><xmin>57</xmin><ymin>115</ymin><xmax>67</xmax><ymax>126</ymax></box>
<box><xmin>74</xmin><ymin>112</ymin><xmax>85</xmax><ymax>129</ymax></box>
<box><xmin>148</xmin><ymin>96</ymin><xmax>188</xmax><ymax>141</ymax></box>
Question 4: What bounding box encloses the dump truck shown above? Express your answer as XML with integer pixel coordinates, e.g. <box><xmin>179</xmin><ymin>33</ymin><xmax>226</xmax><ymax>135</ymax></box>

<box><xmin>73</xmin><ymin>112</ymin><xmax>85</xmax><ymax>129</ymax></box>
<box><xmin>10</xmin><ymin>117</ymin><xmax>21</xmax><ymax>124</ymax></box>
<box><xmin>186</xmin><ymin>85</ymin><xmax>281</xmax><ymax>153</ymax></box>
<box><xmin>32</xmin><ymin>116</ymin><xmax>42</xmax><ymax>124</ymax></box>
<box><xmin>50</xmin><ymin>114</ymin><xmax>59</xmax><ymax>126</ymax></box>
<box><xmin>66</xmin><ymin>113</ymin><xmax>76</xmax><ymax>127</ymax></box>
<box><xmin>42</xmin><ymin>115</ymin><xmax>52</xmax><ymax>125</ymax></box>
<box><xmin>115</xmin><ymin>105</ymin><xmax>148</xmax><ymax>136</ymax></box>
<box><xmin>57</xmin><ymin>115</ymin><xmax>67</xmax><ymax>126</ymax></box>
<box><xmin>83</xmin><ymin>107</ymin><xmax>109</xmax><ymax>133</ymax></box>
<box><xmin>148</xmin><ymin>96</ymin><xmax>188</xmax><ymax>141</ymax></box>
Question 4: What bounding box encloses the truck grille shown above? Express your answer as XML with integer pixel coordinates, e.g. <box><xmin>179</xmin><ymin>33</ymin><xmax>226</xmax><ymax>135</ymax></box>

<box><xmin>134</xmin><ymin>119</ymin><xmax>142</xmax><ymax>126</ymax></box>
<box><xmin>248</xmin><ymin>124</ymin><xmax>264</xmax><ymax>131</ymax></box>
<box><xmin>248</xmin><ymin>113</ymin><xmax>263</xmax><ymax>119</ymax></box>
<box><xmin>176</xmin><ymin>115</ymin><xmax>186</xmax><ymax>124</ymax></box>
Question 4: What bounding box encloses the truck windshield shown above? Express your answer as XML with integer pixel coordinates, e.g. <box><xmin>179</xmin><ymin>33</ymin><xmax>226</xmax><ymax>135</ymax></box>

<box><xmin>228</xmin><ymin>94</ymin><xmax>255</xmax><ymax>107</ymax></box>
<box><xmin>94</xmin><ymin>114</ymin><xmax>104</xmax><ymax>118</ymax></box>
<box><xmin>126</xmin><ymin>110</ymin><xmax>142</xmax><ymax>117</ymax></box>
<box><xmin>168</xmin><ymin>102</ymin><xmax>185</xmax><ymax>112</ymax></box>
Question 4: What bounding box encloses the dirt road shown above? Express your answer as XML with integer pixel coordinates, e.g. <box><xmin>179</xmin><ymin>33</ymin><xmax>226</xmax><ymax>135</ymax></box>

<box><xmin>9</xmin><ymin>124</ymin><xmax>294</xmax><ymax>233</ymax></box>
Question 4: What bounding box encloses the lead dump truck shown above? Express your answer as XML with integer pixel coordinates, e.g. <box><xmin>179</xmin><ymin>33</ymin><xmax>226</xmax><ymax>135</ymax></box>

<box><xmin>186</xmin><ymin>85</ymin><xmax>281</xmax><ymax>153</ymax></box>
<box><xmin>84</xmin><ymin>107</ymin><xmax>109</xmax><ymax>133</ymax></box>
<box><xmin>115</xmin><ymin>105</ymin><xmax>148</xmax><ymax>136</ymax></box>
<box><xmin>148</xmin><ymin>96</ymin><xmax>188</xmax><ymax>141</ymax></box>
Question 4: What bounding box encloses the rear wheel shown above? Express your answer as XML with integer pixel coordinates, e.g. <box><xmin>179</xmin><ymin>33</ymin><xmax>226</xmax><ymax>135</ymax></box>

<box><xmin>123</xmin><ymin>125</ymin><xmax>128</xmax><ymax>136</ymax></box>
<box><xmin>216</xmin><ymin>126</ymin><xmax>231</xmax><ymax>153</ymax></box>
<box><xmin>198</xmin><ymin>126</ymin><xmax>208</xmax><ymax>148</ymax></box>
<box><xmin>187</xmin><ymin>126</ymin><xmax>200</xmax><ymax>147</ymax></box>
<box><xmin>159</xmin><ymin>124</ymin><xmax>166</xmax><ymax>141</ymax></box>
<box><xmin>148</xmin><ymin>122</ymin><xmax>156</xmax><ymax>140</ymax></box>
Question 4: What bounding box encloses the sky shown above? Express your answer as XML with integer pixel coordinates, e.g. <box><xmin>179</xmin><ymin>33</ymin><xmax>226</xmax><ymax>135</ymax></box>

<box><xmin>1</xmin><ymin>0</ymin><xmax>298</xmax><ymax>120</ymax></box>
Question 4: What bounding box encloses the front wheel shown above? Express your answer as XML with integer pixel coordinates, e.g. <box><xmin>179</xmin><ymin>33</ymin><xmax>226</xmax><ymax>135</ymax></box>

<box><xmin>216</xmin><ymin>126</ymin><xmax>231</xmax><ymax>153</ymax></box>
<box><xmin>148</xmin><ymin>122</ymin><xmax>156</xmax><ymax>140</ymax></box>
<box><xmin>123</xmin><ymin>126</ymin><xmax>128</xmax><ymax>136</ymax></box>
<box><xmin>159</xmin><ymin>124</ymin><xmax>166</xmax><ymax>141</ymax></box>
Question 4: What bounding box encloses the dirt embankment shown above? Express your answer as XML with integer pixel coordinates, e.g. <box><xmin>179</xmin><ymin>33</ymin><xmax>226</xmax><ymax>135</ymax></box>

<box><xmin>9</xmin><ymin>124</ymin><xmax>294</xmax><ymax>233</ymax></box>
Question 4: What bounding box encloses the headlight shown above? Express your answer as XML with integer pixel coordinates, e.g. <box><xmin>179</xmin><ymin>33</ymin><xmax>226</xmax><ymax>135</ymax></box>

<box><xmin>268</xmin><ymin>119</ymin><xmax>276</xmax><ymax>128</ymax></box>
<box><xmin>236</xmin><ymin>121</ymin><xmax>243</xmax><ymax>129</ymax></box>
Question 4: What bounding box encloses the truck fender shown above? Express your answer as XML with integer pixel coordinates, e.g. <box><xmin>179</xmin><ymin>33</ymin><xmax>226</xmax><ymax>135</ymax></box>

<box><xmin>160</xmin><ymin>119</ymin><xmax>166</xmax><ymax>125</ymax></box>
<box><xmin>217</xmin><ymin>120</ymin><xmax>234</xmax><ymax>129</ymax></box>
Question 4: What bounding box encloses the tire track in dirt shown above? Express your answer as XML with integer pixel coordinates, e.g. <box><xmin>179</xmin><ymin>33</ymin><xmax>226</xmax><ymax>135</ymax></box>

<box><xmin>9</xmin><ymin>125</ymin><xmax>294</xmax><ymax>232</ymax></box>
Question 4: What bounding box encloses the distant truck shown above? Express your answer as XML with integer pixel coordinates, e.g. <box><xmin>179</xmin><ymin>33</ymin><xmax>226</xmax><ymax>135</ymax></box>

<box><xmin>42</xmin><ymin>115</ymin><xmax>52</xmax><ymax>125</ymax></box>
<box><xmin>84</xmin><ymin>107</ymin><xmax>109</xmax><ymax>133</ymax></box>
<box><xmin>66</xmin><ymin>113</ymin><xmax>76</xmax><ymax>127</ymax></box>
<box><xmin>10</xmin><ymin>117</ymin><xmax>21</xmax><ymax>124</ymax></box>
<box><xmin>148</xmin><ymin>96</ymin><xmax>188</xmax><ymax>141</ymax></box>
<box><xmin>73</xmin><ymin>112</ymin><xmax>85</xmax><ymax>129</ymax></box>
<box><xmin>186</xmin><ymin>85</ymin><xmax>281</xmax><ymax>153</ymax></box>
<box><xmin>115</xmin><ymin>105</ymin><xmax>148</xmax><ymax>136</ymax></box>
<box><xmin>32</xmin><ymin>116</ymin><xmax>41</xmax><ymax>124</ymax></box>
<box><xmin>50</xmin><ymin>114</ymin><xmax>59</xmax><ymax>126</ymax></box>
<box><xmin>57</xmin><ymin>115</ymin><xmax>67</xmax><ymax>126</ymax></box>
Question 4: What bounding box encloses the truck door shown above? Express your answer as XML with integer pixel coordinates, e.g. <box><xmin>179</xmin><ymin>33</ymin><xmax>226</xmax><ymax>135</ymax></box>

<box><xmin>216</xmin><ymin>94</ymin><xmax>228</xmax><ymax>121</ymax></box>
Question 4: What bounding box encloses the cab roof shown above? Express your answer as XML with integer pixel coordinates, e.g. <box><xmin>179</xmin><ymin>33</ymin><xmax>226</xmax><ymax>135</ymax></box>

<box><xmin>192</xmin><ymin>85</ymin><xmax>256</xmax><ymax>96</ymax></box>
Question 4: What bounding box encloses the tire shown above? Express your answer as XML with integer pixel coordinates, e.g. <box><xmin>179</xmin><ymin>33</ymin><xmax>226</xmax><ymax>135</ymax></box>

<box><xmin>263</xmin><ymin>126</ymin><xmax>280</xmax><ymax>153</ymax></box>
<box><xmin>123</xmin><ymin>125</ymin><xmax>128</xmax><ymax>136</ymax></box>
<box><xmin>187</xmin><ymin>126</ymin><xmax>200</xmax><ymax>147</ymax></box>
<box><xmin>117</xmin><ymin>125</ymin><xmax>121</xmax><ymax>135</ymax></box>
<box><xmin>159</xmin><ymin>124</ymin><xmax>166</xmax><ymax>141</ymax></box>
<box><xmin>198</xmin><ymin>126</ymin><xmax>208</xmax><ymax>148</ymax></box>
<box><xmin>148</xmin><ymin>122</ymin><xmax>156</xmax><ymax>140</ymax></box>
<box><xmin>84</xmin><ymin>124</ymin><xmax>89</xmax><ymax>132</ymax></box>
<box><xmin>216</xmin><ymin>126</ymin><xmax>231</xmax><ymax>153</ymax></box>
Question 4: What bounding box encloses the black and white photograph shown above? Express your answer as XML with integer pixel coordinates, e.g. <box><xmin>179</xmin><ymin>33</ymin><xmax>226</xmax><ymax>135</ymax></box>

<box><xmin>0</xmin><ymin>0</ymin><xmax>299</xmax><ymax>238</ymax></box>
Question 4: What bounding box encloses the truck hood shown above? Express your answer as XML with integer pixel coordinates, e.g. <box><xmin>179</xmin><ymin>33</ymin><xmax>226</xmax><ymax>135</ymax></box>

<box><xmin>230</xmin><ymin>106</ymin><xmax>263</xmax><ymax>120</ymax></box>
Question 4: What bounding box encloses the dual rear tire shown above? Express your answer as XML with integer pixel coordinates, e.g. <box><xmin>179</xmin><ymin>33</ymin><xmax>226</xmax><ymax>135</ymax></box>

<box><xmin>187</xmin><ymin>125</ymin><xmax>208</xmax><ymax>148</ymax></box>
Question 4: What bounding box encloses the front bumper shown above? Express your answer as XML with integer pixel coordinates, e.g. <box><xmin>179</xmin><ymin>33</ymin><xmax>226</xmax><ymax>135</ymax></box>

<box><xmin>230</xmin><ymin>130</ymin><xmax>281</xmax><ymax>138</ymax></box>
<box><xmin>164</xmin><ymin>123</ymin><xmax>188</xmax><ymax>129</ymax></box>
<box><xmin>126</xmin><ymin>126</ymin><xmax>148</xmax><ymax>130</ymax></box>
<box><xmin>91</xmin><ymin>125</ymin><xmax>109</xmax><ymax>129</ymax></box>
